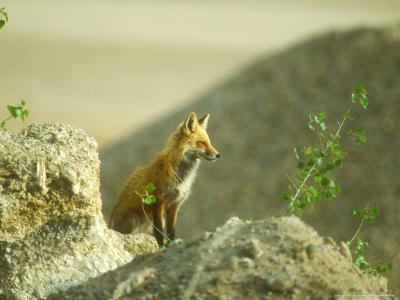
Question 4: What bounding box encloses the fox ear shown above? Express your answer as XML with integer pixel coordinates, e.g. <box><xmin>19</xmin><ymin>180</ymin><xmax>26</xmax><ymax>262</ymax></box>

<box><xmin>183</xmin><ymin>112</ymin><xmax>198</xmax><ymax>134</ymax></box>
<box><xmin>198</xmin><ymin>114</ymin><xmax>209</xmax><ymax>129</ymax></box>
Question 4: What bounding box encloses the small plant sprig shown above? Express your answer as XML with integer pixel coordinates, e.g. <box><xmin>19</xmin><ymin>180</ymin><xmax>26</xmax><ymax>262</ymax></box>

<box><xmin>241</xmin><ymin>217</ymin><xmax>253</xmax><ymax>224</ymax></box>
<box><xmin>281</xmin><ymin>85</ymin><xmax>393</xmax><ymax>276</ymax></box>
<box><xmin>1</xmin><ymin>101</ymin><xmax>30</xmax><ymax>130</ymax></box>
<box><xmin>347</xmin><ymin>204</ymin><xmax>393</xmax><ymax>275</ymax></box>
<box><xmin>135</xmin><ymin>182</ymin><xmax>157</xmax><ymax>205</ymax></box>
<box><xmin>0</xmin><ymin>7</ymin><xmax>8</xmax><ymax>29</ymax></box>
<box><xmin>281</xmin><ymin>85</ymin><xmax>368</xmax><ymax>217</ymax></box>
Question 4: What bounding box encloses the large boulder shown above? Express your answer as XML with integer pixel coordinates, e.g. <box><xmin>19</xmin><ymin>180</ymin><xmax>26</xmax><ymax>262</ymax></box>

<box><xmin>0</xmin><ymin>123</ymin><xmax>156</xmax><ymax>299</ymax></box>
<box><xmin>49</xmin><ymin>216</ymin><xmax>389</xmax><ymax>300</ymax></box>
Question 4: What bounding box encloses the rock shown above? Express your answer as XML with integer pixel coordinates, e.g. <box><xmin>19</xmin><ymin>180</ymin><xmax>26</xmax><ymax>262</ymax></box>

<box><xmin>264</xmin><ymin>273</ymin><xmax>294</xmax><ymax>293</ymax></box>
<box><xmin>0</xmin><ymin>123</ymin><xmax>157</xmax><ymax>300</ymax></box>
<box><xmin>238</xmin><ymin>238</ymin><xmax>264</xmax><ymax>259</ymax></box>
<box><xmin>306</xmin><ymin>243</ymin><xmax>316</xmax><ymax>259</ymax></box>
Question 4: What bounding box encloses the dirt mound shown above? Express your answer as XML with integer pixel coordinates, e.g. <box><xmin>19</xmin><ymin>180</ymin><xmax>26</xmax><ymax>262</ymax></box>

<box><xmin>100</xmin><ymin>26</ymin><xmax>400</xmax><ymax>292</ymax></box>
<box><xmin>49</xmin><ymin>216</ymin><xmax>389</xmax><ymax>300</ymax></box>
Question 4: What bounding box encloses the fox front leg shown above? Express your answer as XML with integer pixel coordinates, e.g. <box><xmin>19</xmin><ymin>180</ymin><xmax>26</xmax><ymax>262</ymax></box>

<box><xmin>153</xmin><ymin>202</ymin><xmax>165</xmax><ymax>246</ymax></box>
<box><xmin>166</xmin><ymin>203</ymin><xmax>179</xmax><ymax>242</ymax></box>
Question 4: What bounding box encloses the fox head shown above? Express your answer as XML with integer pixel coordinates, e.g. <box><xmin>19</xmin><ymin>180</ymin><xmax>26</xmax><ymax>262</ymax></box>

<box><xmin>179</xmin><ymin>112</ymin><xmax>220</xmax><ymax>161</ymax></box>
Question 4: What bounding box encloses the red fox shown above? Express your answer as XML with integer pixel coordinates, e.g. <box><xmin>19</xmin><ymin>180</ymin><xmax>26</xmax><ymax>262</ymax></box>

<box><xmin>108</xmin><ymin>112</ymin><xmax>220</xmax><ymax>245</ymax></box>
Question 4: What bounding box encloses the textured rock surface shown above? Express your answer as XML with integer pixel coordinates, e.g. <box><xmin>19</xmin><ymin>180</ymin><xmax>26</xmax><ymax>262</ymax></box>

<box><xmin>49</xmin><ymin>216</ymin><xmax>389</xmax><ymax>300</ymax></box>
<box><xmin>99</xmin><ymin>26</ymin><xmax>400</xmax><ymax>291</ymax></box>
<box><xmin>0</xmin><ymin>123</ymin><xmax>157</xmax><ymax>300</ymax></box>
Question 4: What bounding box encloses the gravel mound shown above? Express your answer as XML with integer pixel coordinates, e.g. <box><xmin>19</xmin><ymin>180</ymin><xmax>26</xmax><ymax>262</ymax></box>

<box><xmin>49</xmin><ymin>216</ymin><xmax>389</xmax><ymax>300</ymax></box>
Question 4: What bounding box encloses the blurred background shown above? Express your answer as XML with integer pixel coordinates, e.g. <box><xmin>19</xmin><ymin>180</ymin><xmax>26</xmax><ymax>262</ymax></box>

<box><xmin>1</xmin><ymin>0</ymin><xmax>399</xmax><ymax>145</ymax></box>
<box><xmin>2</xmin><ymin>0</ymin><xmax>400</xmax><ymax>294</ymax></box>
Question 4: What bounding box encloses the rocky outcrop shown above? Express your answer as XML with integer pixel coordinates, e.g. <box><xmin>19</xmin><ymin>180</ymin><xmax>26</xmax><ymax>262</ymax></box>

<box><xmin>0</xmin><ymin>123</ymin><xmax>156</xmax><ymax>300</ymax></box>
<box><xmin>49</xmin><ymin>216</ymin><xmax>389</xmax><ymax>300</ymax></box>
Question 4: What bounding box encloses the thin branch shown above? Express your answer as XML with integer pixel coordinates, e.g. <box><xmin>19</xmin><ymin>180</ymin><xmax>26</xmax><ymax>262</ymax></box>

<box><xmin>373</xmin><ymin>248</ymin><xmax>400</xmax><ymax>267</ymax></box>
<box><xmin>285</xmin><ymin>172</ymin><xmax>298</xmax><ymax>190</ymax></box>
<box><xmin>285</xmin><ymin>164</ymin><xmax>316</xmax><ymax>216</ymax></box>
<box><xmin>286</xmin><ymin>110</ymin><xmax>350</xmax><ymax>215</ymax></box>
<box><xmin>349</xmin><ymin>216</ymin><xmax>365</xmax><ymax>245</ymax></box>
<box><xmin>306</xmin><ymin>200</ymin><xmax>321</xmax><ymax>222</ymax></box>
<box><xmin>141</xmin><ymin>201</ymin><xmax>171</xmax><ymax>244</ymax></box>
<box><xmin>1</xmin><ymin>115</ymin><xmax>13</xmax><ymax>127</ymax></box>
<box><xmin>315</xmin><ymin>120</ymin><xmax>324</xmax><ymax>150</ymax></box>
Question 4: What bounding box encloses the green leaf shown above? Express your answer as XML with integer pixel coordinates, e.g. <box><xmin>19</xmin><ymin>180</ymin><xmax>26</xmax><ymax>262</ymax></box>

<box><xmin>305</xmin><ymin>146</ymin><xmax>312</xmax><ymax>156</ymax></box>
<box><xmin>0</xmin><ymin>20</ymin><xmax>5</xmax><ymax>29</ymax></box>
<box><xmin>294</xmin><ymin>147</ymin><xmax>299</xmax><ymax>160</ymax></box>
<box><xmin>281</xmin><ymin>193</ymin><xmax>290</xmax><ymax>201</ymax></box>
<box><xmin>1</xmin><ymin>120</ymin><xmax>5</xmax><ymax>129</ymax></box>
<box><xmin>146</xmin><ymin>182</ymin><xmax>156</xmax><ymax>192</ymax></box>
<box><xmin>365</xmin><ymin>215</ymin><xmax>375</xmax><ymax>224</ymax></box>
<box><xmin>355</xmin><ymin>84</ymin><xmax>367</xmax><ymax>95</ymax></box>
<box><xmin>325</xmin><ymin>190</ymin><xmax>333</xmax><ymax>199</ymax></box>
<box><xmin>351</xmin><ymin>92</ymin><xmax>356</xmax><ymax>103</ymax></box>
<box><xmin>309</xmin><ymin>185</ymin><xmax>319</xmax><ymax>196</ymax></box>
<box><xmin>308</xmin><ymin>123</ymin><xmax>315</xmax><ymax>131</ymax></box>
<box><xmin>297</xmin><ymin>162</ymin><xmax>305</xmax><ymax>170</ymax></box>
<box><xmin>388</xmin><ymin>263</ymin><xmax>393</xmax><ymax>271</ymax></box>
<box><xmin>320</xmin><ymin>122</ymin><xmax>327</xmax><ymax>131</ymax></box>
<box><xmin>353</xmin><ymin>208</ymin><xmax>362</xmax><ymax>217</ymax></box>
<box><xmin>361</xmin><ymin>98</ymin><xmax>368</xmax><ymax>109</ymax></box>
<box><xmin>296</xmin><ymin>207</ymin><xmax>303</xmax><ymax>217</ymax></box>
<box><xmin>325</xmin><ymin>164</ymin><xmax>335</xmax><ymax>172</ymax></box>
<box><xmin>7</xmin><ymin>105</ymin><xmax>16</xmax><ymax>117</ymax></box>
<box><xmin>333</xmin><ymin>185</ymin><xmax>341</xmax><ymax>194</ymax></box>
<box><xmin>309</xmin><ymin>200</ymin><xmax>314</xmax><ymax>210</ymax></box>
<box><xmin>314</xmin><ymin>175</ymin><xmax>322</xmax><ymax>183</ymax></box>
<box><xmin>143</xmin><ymin>195</ymin><xmax>156</xmax><ymax>204</ymax></box>
<box><xmin>24</xmin><ymin>110</ymin><xmax>29</xmax><ymax>117</ymax></box>
<box><xmin>134</xmin><ymin>191</ymin><xmax>142</xmax><ymax>197</ymax></box>
<box><xmin>371</xmin><ymin>207</ymin><xmax>379</xmax><ymax>216</ymax></box>
<box><xmin>21</xmin><ymin>100</ymin><xmax>26</xmax><ymax>106</ymax></box>
<box><xmin>334</xmin><ymin>159</ymin><xmax>342</xmax><ymax>167</ymax></box>
<box><xmin>318</xmin><ymin>111</ymin><xmax>326</xmax><ymax>121</ymax></box>
<box><xmin>320</xmin><ymin>177</ymin><xmax>330</xmax><ymax>188</ymax></box>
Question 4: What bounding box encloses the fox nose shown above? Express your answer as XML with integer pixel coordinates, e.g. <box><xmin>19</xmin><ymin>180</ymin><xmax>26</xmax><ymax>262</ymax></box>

<box><xmin>216</xmin><ymin>154</ymin><xmax>221</xmax><ymax>159</ymax></box>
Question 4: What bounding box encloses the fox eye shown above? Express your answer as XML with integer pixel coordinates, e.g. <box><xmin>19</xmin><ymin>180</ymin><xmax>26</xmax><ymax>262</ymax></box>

<box><xmin>199</xmin><ymin>141</ymin><xmax>207</xmax><ymax>145</ymax></box>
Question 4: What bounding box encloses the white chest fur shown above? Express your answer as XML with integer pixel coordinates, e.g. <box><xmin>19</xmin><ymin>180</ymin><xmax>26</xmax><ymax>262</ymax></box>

<box><xmin>175</xmin><ymin>160</ymin><xmax>200</xmax><ymax>204</ymax></box>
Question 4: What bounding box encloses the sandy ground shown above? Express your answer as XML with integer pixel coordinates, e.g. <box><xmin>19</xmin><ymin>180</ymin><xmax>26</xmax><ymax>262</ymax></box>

<box><xmin>1</xmin><ymin>0</ymin><xmax>399</xmax><ymax>146</ymax></box>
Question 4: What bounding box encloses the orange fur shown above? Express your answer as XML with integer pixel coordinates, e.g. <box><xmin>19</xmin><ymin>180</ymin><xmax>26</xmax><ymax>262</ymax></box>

<box><xmin>109</xmin><ymin>112</ymin><xmax>220</xmax><ymax>245</ymax></box>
